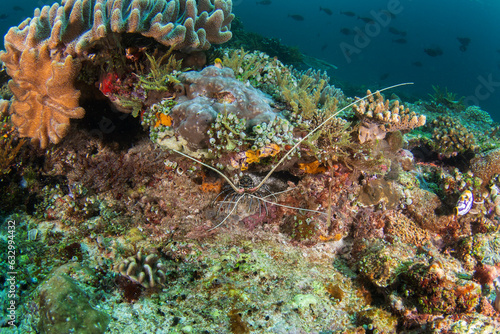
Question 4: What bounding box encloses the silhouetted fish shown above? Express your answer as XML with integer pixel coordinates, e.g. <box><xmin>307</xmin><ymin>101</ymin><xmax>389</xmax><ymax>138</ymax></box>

<box><xmin>392</xmin><ymin>38</ymin><xmax>407</xmax><ymax>44</ymax></box>
<box><xmin>457</xmin><ymin>37</ymin><xmax>471</xmax><ymax>52</ymax></box>
<box><xmin>320</xmin><ymin>7</ymin><xmax>333</xmax><ymax>15</ymax></box>
<box><xmin>424</xmin><ymin>46</ymin><xmax>443</xmax><ymax>57</ymax></box>
<box><xmin>12</xmin><ymin>6</ymin><xmax>24</xmax><ymax>11</ymax></box>
<box><xmin>388</xmin><ymin>27</ymin><xmax>406</xmax><ymax>36</ymax></box>
<box><xmin>379</xmin><ymin>73</ymin><xmax>390</xmax><ymax>81</ymax></box>
<box><xmin>412</xmin><ymin>61</ymin><xmax>423</xmax><ymax>67</ymax></box>
<box><xmin>340</xmin><ymin>11</ymin><xmax>356</xmax><ymax>17</ymax></box>
<box><xmin>380</xmin><ymin>10</ymin><xmax>397</xmax><ymax>19</ymax></box>
<box><xmin>321</xmin><ymin>44</ymin><xmax>328</xmax><ymax>51</ymax></box>
<box><xmin>256</xmin><ymin>0</ymin><xmax>271</xmax><ymax>5</ymax></box>
<box><xmin>0</xmin><ymin>14</ymin><xmax>8</xmax><ymax>20</ymax></box>
<box><xmin>340</xmin><ymin>28</ymin><xmax>353</xmax><ymax>35</ymax></box>
<box><xmin>288</xmin><ymin>14</ymin><xmax>304</xmax><ymax>21</ymax></box>
<box><xmin>358</xmin><ymin>16</ymin><xmax>375</xmax><ymax>24</ymax></box>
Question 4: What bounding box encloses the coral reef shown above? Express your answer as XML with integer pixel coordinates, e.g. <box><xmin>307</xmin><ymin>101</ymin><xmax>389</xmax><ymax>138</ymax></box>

<box><xmin>0</xmin><ymin>100</ymin><xmax>26</xmax><ymax>176</ymax></box>
<box><xmin>0</xmin><ymin>0</ymin><xmax>234</xmax><ymax>147</ymax></box>
<box><xmin>3</xmin><ymin>0</ymin><xmax>233</xmax><ymax>56</ymax></box>
<box><xmin>116</xmin><ymin>251</ymin><xmax>167</xmax><ymax>288</ymax></box>
<box><xmin>353</xmin><ymin>90</ymin><xmax>426</xmax><ymax>143</ymax></box>
<box><xmin>1</xmin><ymin>45</ymin><xmax>85</xmax><ymax>148</ymax></box>
<box><xmin>38</xmin><ymin>263</ymin><xmax>110</xmax><ymax>333</ymax></box>
<box><xmin>3</xmin><ymin>10</ymin><xmax>500</xmax><ymax>331</ymax></box>
<box><xmin>152</xmin><ymin>65</ymin><xmax>297</xmax><ymax>163</ymax></box>
<box><xmin>471</xmin><ymin>148</ymin><xmax>500</xmax><ymax>192</ymax></box>
<box><xmin>431</xmin><ymin>115</ymin><xmax>477</xmax><ymax>158</ymax></box>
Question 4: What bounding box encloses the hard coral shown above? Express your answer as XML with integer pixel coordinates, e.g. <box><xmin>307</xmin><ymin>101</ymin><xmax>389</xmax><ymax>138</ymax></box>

<box><xmin>353</xmin><ymin>90</ymin><xmax>426</xmax><ymax>144</ymax></box>
<box><xmin>0</xmin><ymin>0</ymin><xmax>234</xmax><ymax>147</ymax></box>
<box><xmin>431</xmin><ymin>116</ymin><xmax>477</xmax><ymax>158</ymax></box>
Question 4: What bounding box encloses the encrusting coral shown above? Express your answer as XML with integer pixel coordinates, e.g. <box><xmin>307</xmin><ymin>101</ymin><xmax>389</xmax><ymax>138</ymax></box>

<box><xmin>0</xmin><ymin>0</ymin><xmax>234</xmax><ymax>147</ymax></box>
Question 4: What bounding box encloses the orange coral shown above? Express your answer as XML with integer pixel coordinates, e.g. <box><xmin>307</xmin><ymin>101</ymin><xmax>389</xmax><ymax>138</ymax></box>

<box><xmin>1</xmin><ymin>44</ymin><xmax>84</xmax><ymax>148</ymax></box>
<box><xmin>154</xmin><ymin>113</ymin><xmax>172</xmax><ymax>128</ymax></box>
<box><xmin>259</xmin><ymin>143</ymin><xmax>280</xmax><ymax>158</ymax></box>
<box><xmin>201</xmin><ymin>180</ymin><xmax>223</xmax><ymax>193</ymax></box>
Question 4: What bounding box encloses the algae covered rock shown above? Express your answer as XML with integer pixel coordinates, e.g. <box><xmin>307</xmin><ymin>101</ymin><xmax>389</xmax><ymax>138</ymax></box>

<box><xmin>38</xmin><ymin>263</ymin><xmax>110</xmax><ymax>333</ymax></box>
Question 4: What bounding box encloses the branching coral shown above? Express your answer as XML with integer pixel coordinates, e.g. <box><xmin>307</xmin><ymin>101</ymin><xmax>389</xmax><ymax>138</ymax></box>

<box><xmin>220</xmin><ymin>48</ymin><xmax>267</xmax><ymax>82</ymax></box>
<box><xmin>0</xmin><ymin>0</ymin><xmax>234</xmax><ymax>147</ymax></box>
<box><xmin>279</xmin><ymin>68</ymin><xmax>344</xmax><ymax>124</ymax></box>
<box><xmin>353</xmin><ymin>90</ymin><xmax>426</xmax><ymax>144</ymax></box>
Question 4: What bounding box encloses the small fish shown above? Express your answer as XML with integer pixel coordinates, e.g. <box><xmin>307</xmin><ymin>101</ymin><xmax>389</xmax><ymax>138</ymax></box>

<box><xmin>288</xmin><ymin>14</ymin><xmax>304</xmax><ymax>21</ymax></box>
<box><xmin>424</xmin><ymin>46</ymin><xmax>443</xmax><ymax>57</ymax></box>
<box><xmin>340</xmin><ymin>28</ymin><xmax>353</xmax><ymax>35</ymax></box>
<box><xmin>321</xmin><ymin>44</ymin><xmax>328</xmax><ymax>51</ymax></box>
<box><xmin>457</xmin><ymin>37</ymin><xmax>471</xmax><ymax>52</ymax></box>
<box><xmin>214</xmin><ymin>58</ymin><xmax>223</xmax><ymax>69</ymax></box>
<box><xmin>412</xmin><ymin>61</ymin><xmax>423</xmax><ymax>67</ymax></box>
<box><xmin>12</xmin><ymin>6</ymin><xmax>24</xmax><ymax>11</ymax></box>
<box><xmin>340</xmin><ymin>11</ymin><xmax>356</xmax><ymax>17</ymax></box>
<box><xmin>455</xmin><ymin>190</ymin><xmax>473</xmax><ymax>216</ymax></box>
<box><xmin>388</xmin><ymin>27</ymin><xmax>406</xmax><ymax>36</ymax></box>
<box><xmin>320</xmin><ymin>6</ymin><xmax>333</xmax><ymax>15</ymax></box>
<box><xmin>392</xmin><ymin>38</ymin><xmax>407</xmax><ymax>44</ymax></box>
<box><xmin>388</xmin><ymin>27</ymin><xmax>399</xmax><ymax>34</ymax></box>
<box><xmin>379</xmin><ymin>73</ymin><xmax>390</xmax><ymax>81</ymax></box>
<box><xmin>0</xmin><ymin>14</ymin><xmax>8</xmax><ymax>20</ymax></box>
<box><xmin>457</xmin><ymin>37</ymin><xmax>471</xmax><ymax>46</ymax></box>
<box><xmin>358</xmin><ymin>16</ymin><xmax>375</xmax><ymax>24</ymax></box>
<box><xmin>256</xmin><ymin>0</ymin><xmax>271</xmax><ymax>5</ymax></box>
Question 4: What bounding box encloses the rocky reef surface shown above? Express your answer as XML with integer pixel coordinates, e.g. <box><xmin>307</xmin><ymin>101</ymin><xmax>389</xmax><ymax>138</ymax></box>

<box><xmin>1</xmin><ymin>1</ymin><xmax>500</xmax><ymax>333</ymax></box>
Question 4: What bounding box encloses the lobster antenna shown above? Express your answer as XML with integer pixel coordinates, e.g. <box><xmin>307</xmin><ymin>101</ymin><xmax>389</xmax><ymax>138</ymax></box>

<box><xmin>252</xmin><ymin>82</ymin><xmax>414</xmax><ymax>191</ymax></box>
<box><xmin>170</xmin><ymin>149</ymin><xmax>242</xmax><ymax>192</ymax></box>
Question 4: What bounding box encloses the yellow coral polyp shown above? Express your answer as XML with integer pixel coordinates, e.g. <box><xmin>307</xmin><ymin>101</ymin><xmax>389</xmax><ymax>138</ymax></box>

<box><xmin>298</xmin><ymin>160</ymin><xmax>326</xmax><ymax>174</ymax></box>
<box><xmin>154</xmin><ymin>113</ymin><xmax>172</xmax><ymax>128</ymax></box>
<box><xmin>245</xmin><ymin>149</ymin><xmax>261</xmax><ymax>165</ymax></box>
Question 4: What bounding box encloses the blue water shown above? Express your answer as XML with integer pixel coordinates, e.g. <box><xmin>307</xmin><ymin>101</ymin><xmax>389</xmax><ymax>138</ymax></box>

<box><xmin>233</xmin><ymin>0</ymin><xmax>500</xmax><ymax>122</ymax></box>
<box><xmin>1</xmin><ymin>0</ymin><xmax>500</xmax><ymax>122</ymax></box>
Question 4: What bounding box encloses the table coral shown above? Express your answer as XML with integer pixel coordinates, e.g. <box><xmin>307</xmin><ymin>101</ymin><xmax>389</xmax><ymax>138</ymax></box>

<box><xmin>0</xmin><ymin>0</ymin><xmax>234</xmax><ymax>147</ymax></box>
